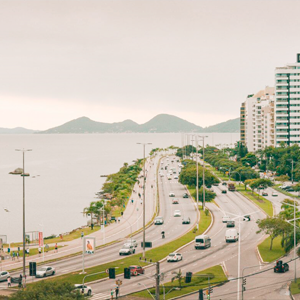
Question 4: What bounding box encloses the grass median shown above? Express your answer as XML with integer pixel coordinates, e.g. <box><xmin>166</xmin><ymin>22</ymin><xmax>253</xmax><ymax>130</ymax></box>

<box><xmin>257</xmin><ymin>236</ymin><xmax>285</xmax><ymax>263</ymax></box>
<box><xmin>290</xmin><ymin>278</ymin><xmax>300</xmax><ymax>295</ymax></box>
<box><xmin>236</xmin><ymin>186</ymin><xmax>273</xmax><ymax>217</ymax></box>
<box><xmin>131</xmin><ymin>265</ymin><xmax>227</xmax><ymax>299</ymax></box>
<box><xmin>40</xmin><ymin>209</ymin><xmax>211</xmax><ymax>286</ymax></box>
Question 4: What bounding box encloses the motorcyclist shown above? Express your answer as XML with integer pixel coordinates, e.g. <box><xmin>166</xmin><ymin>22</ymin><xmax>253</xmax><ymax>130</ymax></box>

<box><xmin>161</xmin><ymin>231</ymin><xmax>165</xmax><ymax>239</ymax></box>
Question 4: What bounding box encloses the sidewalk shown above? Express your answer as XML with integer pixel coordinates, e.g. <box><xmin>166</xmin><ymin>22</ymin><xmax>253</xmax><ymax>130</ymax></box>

<box><xmin>0</xmin><ymin>156</ymin><xmax>159</xmax><ymax>271</ymax></box>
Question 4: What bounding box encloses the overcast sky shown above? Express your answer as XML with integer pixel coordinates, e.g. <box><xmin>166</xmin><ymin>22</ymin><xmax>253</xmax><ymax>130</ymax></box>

<box><xmin>1</xmin><ymin>0</ymin><xmax>300</xmax><ymax>130</ymax></box>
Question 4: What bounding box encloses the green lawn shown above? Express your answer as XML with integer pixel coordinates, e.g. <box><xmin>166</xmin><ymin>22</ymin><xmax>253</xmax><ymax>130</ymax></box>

<box><xmin>40</xmin><ymin>209</ymin><xmax>211</xmax><ymax>286</ymax></box>
<box><xmin>236</xmin><ymin>186</ymin><xmax>273</xmax><ymax>217</ymax></box>
<box><xmin>290</xmin><ymin>278</ymin><xmax>300</xmax><ymax>295</ymax></box>
<box><xmin>258</xmin><ymin>236</ymin><xmax>285</xmax><ymax>263</ymax></box>
<box><xmin>131</xmin><ymin>265</ymin><xmax>227</xmax><ymax>299</ymax></box>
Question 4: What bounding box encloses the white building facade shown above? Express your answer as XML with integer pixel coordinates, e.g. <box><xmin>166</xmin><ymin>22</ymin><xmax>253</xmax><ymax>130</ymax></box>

<box><xmin>275</xmin><ymin>54</ymin><xmax>300</xmax><ymax>146</ymax></box>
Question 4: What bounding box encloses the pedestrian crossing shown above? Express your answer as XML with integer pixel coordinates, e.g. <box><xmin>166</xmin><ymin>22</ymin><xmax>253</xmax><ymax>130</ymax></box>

<box><xmin>91</xmin><ymin>292</ymin><xmax>111</xmax><ymax>300</ymax></box>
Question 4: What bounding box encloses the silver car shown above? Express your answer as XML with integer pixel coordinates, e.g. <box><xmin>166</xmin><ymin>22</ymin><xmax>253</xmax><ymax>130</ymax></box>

<box><xmin>74</xmin><ymin>284</ymin><xmax>92</xmax><ymax>296</ymax></box>
<box><xmin>119</xmin><ymin>244</ymin><xmax>135</xmax><ymax>256</ymax></box>
<box><xmin>0</xmin><ymin>271</ymin><xmax>10</xmax><ymax>282</ymax></box>
<box><xmin>35</xmin><ymin>266</ymin><xmax>56</xmax><ymax>278</ymax></box>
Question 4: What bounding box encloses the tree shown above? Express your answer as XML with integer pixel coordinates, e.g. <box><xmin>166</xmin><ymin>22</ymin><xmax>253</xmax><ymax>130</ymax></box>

<box><xmin>257</xmin><ymin>217</ymin><xmax>284</xmax><ymax>250</ymax></box>
<box><xmin>249</xmin><ymin>178</ymin><xmax>273</xmax><ymax>195</ymax></box>
<box><xmin>244</xmin><ymin>179</ymin><xmax>255</xmax><ymax>191</ymax></box>
<box><xmin>293</xmin><ymin>183</ymin><xmax>300</xmax><ymax>196</ymax></box>
<box><xmin>192</xmin><ymin>187</ymin><xmax>216</xmax><ymax>203</ymax></box>
<box><xmin>171</xmin><ymin>269</ymin><xmax>183</xmax><ymax>289</ymax></box>
<box><xmin>10</xmin><ymin>281</ymin><xmax>85</xmax><ymax>300</ymax></box>
<box><xmin>241</xmin><ymin>153</ymin><xmax>257</xmax><ymax>167</ymax></box>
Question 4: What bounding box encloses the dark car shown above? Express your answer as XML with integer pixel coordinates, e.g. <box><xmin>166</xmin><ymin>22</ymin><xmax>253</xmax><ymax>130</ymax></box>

<box><xmin>129</xmin><ymin>265</ymin><xmax>144</xmax><ymax>276</ymax></box>
<box><xmin>226</xmin><ymin>220</ymin><xmax>235</xmax><ymax>228</ymax></box>
<box><xmin>183</xmin><ymin>193</ymin><xmax>189</xmax><ymax>198</ymax></box>
<box><xmin>221</xmin><ymin>190</ymin><xmax>227</xmax><ymax>194</ymax></box>
<box><xmin>274</xmin><ymin>260</ymin><xmax>289</xmax><ymax>273</ymax></box>
<box><xmin>222</xmin><ymin>182</ymin><xmax>227</xmax><ymax>186</ymax></box>
<box><xmin>262</xmin><ymin>191</ymin><xmax>268</xmax><ymax>196</ymax></box>
<box><xmin>182</xmin><ymin>217</ymin><xmax>191</xmax><ymax>224</ymax></box>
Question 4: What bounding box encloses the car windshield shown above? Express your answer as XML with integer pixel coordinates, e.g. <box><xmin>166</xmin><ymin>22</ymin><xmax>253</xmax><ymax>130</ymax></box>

<box><xmin>123</xmin><ymin>245</ymin><xmax>131</xmax><ymax>249</ymax></box>
<box><xmin>196</xmin><ymin>239</ymin><xmax>204</xmax><ymax>243</ymax></box>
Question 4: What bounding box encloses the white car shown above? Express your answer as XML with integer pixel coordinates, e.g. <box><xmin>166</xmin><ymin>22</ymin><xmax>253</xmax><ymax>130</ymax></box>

<box><xmin>74</xmin><ymin>284</ymin><xmax>92</xmax><ymax>296</ymax></box>
<box><xmin>272</xmin><ymin>192</ymin><xmax>278</xmax><ymax>197</ymax></box>
<box><xmin>160</xmin><ymin>173</ymin><xmax>164</xmax><ymax>177</ymax></box>
<box><xmin>0</xmin><ymin>271</ymin><xmax>10</xmax><ymax>282</ymax></box>
<box><xmin>35</xmin><ymin>266</ymin><xmax>56</xmax><ymax>278</ymax></box>
<box><xmin>119</xmin><ymin>244</ymin><xmax>136</xmax><ymax>255</ymax></box>
<box><xmin>174</xmin><ymin>210</ymin><xmax>181</xmax><ymax>217</ymax></box>
<box><xmin>124</xmin><ymin>239</ymin><xmax>138</xmax><ymax>247</ymax></box>
<box><xmin>167</xmin><ymin>253</ymin><xmax>183</xmax><ymax>262</ymax></box>
<box><xmin>174</xmin><ymin>175</ymin><xmax>179</xmax><ymax>180</ymax></box>
<box><xmin>169</xmin><ymin>192</ymin><xmax>175</xmax><ymax>197</ymax></box>
<box><xmin>222</xmin><ymin>215</ymin><xmax>230</xmax><ymax>223</ymax></box>
<box><xmin>154</xmin><ymin>216</ymin><xmax>164</xmax><ymax>225</ymax></box>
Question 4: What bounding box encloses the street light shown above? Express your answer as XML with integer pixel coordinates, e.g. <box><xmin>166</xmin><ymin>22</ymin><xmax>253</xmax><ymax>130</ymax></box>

<box><xmin>9</xmin><ymin>148</ymin><xmax>32</xmax><ymax>285</ymax></box>
<box><xmin>3</xmin><ymin>208</ymin><xmax>10</xmax><ymax>250</ymax></box>
<box><xmin>198</xmin><ymin>136</ymin><xmax>208</xmax><ymax>210</ymax></box>
<box><xmin>137</xmin><ymin>142</ymin><xmax>152</xmax><ymax>258</ymax></box>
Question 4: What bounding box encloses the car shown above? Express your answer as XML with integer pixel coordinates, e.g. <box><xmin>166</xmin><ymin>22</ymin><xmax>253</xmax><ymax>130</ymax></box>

<box><xmin>154</xmin><ymin>216</ymin><xmax>164</xmax><ymax>225</ymax></box>
<box><xmin>182</xmin><ymin>217</ymin><xmax>191</xmax><ymax>224</ymax></box>
<box><xmin>195</xmin><ymin>235</ymin><xmax>211</xmax><ymax>249</ymax></box>
<box><xmin>212</xmin><ymin>183</ymin><xmax>219</xmax><ymax>186</ymax></box>
<box><xmin>174</xmin><ymin>175</ymin><xmax>179</xmax><ymax>180</ymax></box>
<box><xmin>160</xmin><ymin>173</ymin><xmax>164</xmax><ymax>177</ymax></box>
<box><xmin>274</xmin><ymin>260</ymin><xmax>289</xmax><ymax>273</ymax></box>
<box><xmin>167</xmin><ymin>253</ymin><xmax>183</xmax><ymax>262</ymax></box>
<box><xmin>174</xmin><ymin>210</ymin><xmax>181</xmax><ymax>217</ymax></box>
<box><xmin>285</xmin><ymin>187</ymin><xmax>295</xmax><ymax>192</ymax></box>
<box><xmin>272</xmin><ymin>192</ymin><xmax>278</xmax><ymax>197</ymax></box>
<box><xmin>221</xmin><ymin>190</ymin><xmax>227</xmax><ymax>194</ymax></box>
<box><xmin>226</xmin><ymin>220</ymin><xmax>235</xmax><ymax>228</ymax></box>
<box><xmin>124</xmin><ymin>239</ymin><xmax>138</xmax><ymax>247</ymax></box>
<box><xmin>35</xmin><ymin>266</ymin><xmax>56</xmax><ymax>278</ymax></box>
<box><xmin>129</xmin><ymin>265</ymin><xmax>144</xmax><ymax>276</ymax></box>
<box><xmin>183</xmin><ymin>193</ymin><xmax>189</xmax><ymax>198</ymax></box>
<box><xmin>74</xmin><ymin>284</ymin><xmax>92</xmax><ymax>296</ymax></box>
<box><xmin>262</xmin><ymin>191</ymin><xmax>268</xmax><ymax>196</ymax></box>
<box><xmin>243</xmin><ymin>215</ymin><xmax>251</xmax><ymax>221</ymax></box>
<box><xmin>172</xmin><ymin>199</ymin><xmax>179</xmax><ymax>204</ymax></box>
<box><xmin>222</xmin><ymin>182</ymin><xmax>227</xmax><ymax>186</ymax></box>
<box><xmin>169</xmin><ymin>192</ymin><xmax>175</xmax><ymax>197</ymax></box>
<box><xmin>222</xmin><ymin>216</ymin><xmax>230</xmax><ymax>223</ymax></box>
<box><xmin>119</xmin><ymin>244</ymin><xmax>136</xmax><ymax>256</ymax></box>
<box><xmin>167</xmin><ymin>176</ymin><xmax>172</xmax><ymax>180</ymax></box>
<box><xmin>0</xmin><ymin>271</ymin><xmax>10</xmax><ymax>282</ymax></box>
<box><xmin>225</xmin><ymin>229</ymin><xmax>239</xmax><ymax>242</ymax></box>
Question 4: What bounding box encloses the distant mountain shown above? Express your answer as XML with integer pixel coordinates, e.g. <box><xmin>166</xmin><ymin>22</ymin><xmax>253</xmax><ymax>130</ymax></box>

<box><xmin>203</xmin><ymin>118</ymin><xmax>240</xmax><ymax>133</ymax></box>
<box><xmin>0</xmin><ymin>127</ymin><xmax>37</xmax><ymax>134</ymax></box>
<box><xmin>38</xmin><ymin>114</ymin><xmax>239</xmax><ymax>134</ymax></box>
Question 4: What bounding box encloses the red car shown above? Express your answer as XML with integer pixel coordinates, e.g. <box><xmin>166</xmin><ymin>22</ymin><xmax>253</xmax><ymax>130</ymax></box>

<box><xmin>129</xmin><ymin>265</ymin><xmax>144</xmax><ymax>276</ymax></box>
<box><xmin>172</xmin><ymin>199</ymin><xmax>179</xmax><ymax>204</ymax></box>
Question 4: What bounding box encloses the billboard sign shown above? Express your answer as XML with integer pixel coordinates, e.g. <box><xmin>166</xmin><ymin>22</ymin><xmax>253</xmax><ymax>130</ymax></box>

<box><xmin>84</xmin><ymin>237</ymin><xmax>95</xmax><ymax>254</ymax></box>
<box><xmin>39</xmin><ymin>232</ymin><xmax>43</xmax><ymax>247</ymax></box>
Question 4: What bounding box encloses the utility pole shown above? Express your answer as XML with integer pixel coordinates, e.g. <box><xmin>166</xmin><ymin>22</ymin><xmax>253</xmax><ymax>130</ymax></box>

<box><xmin>137</xmin><ymin>142</ymin><xmax>152</xmax><ymax>258</ymax></box>
<box><xmin>155</xmin><ymin>262</ymin><xmax>160</xmax><ymax>300</ymax></box>
<box><xmin>198</xmin><ymin>136</ymin><xmax>207</xmax><ymax>210</ymax></box>
<box><xmin>196</xmin><ymin>136</ymin><xmax>199</xmax><ymax>208</ymax></box>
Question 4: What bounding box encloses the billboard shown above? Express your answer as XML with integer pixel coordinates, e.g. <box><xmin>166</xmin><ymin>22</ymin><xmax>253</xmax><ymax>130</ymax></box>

<box><xmin>39</xmin><ymin>232</ymin><xmax>43</xmax><ymax>247</ymax></box>
<box><xmin>84</xmin><ymin>237</ymin><xmax>95</xmax><ymax>254</ymax></box>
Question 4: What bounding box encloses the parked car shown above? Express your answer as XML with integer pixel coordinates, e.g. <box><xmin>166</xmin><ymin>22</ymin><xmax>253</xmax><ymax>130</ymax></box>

<box><xmin>243</xmin><ymin>215</ymin><xmax>251</xmax><ymax>221</ymax></box>
<box><xmin>274</xmin><ymin>260</ymin><xmax>289</xmax><ymax>273</ymax></box>
<box><xmin>172</xmin><ymin>199</ymin><xmax>179</xmax><ymax>204</ymax></box>
<box><xmin>272</xmin><ymin>192</ymin><xmax>278</xmax><ymax>197</ymax></box>
<box><xmin>225</xmin><ymin>229</ymin><xmax>239</xmax><ymax>242</ymax></box>
<box><xmin>226</xmin><ymin>220</ymin><xmax>235</xmax><ymax>228</ymax></box>
<box><xmin>35</xmin><ymin>266</ymin><xmax>56</xmax><ymax>278</ymax></box>
<box><xmin>173</xmin><ymin>210</ymin><xmax>181</xmax><ymax>217</ymax></box>
<box><xmin>167</xmin><ymin>253</ymin><xmax>183</xmax><ymax>262</ymax></box>
<box><xmin>222</xmin><ymin>182</ymin><xmax>227</xmax><ymax>186</ymax></box>
<box><xmin>129</xmin><ymin>265</ymin><xmax>144</xmax><ymax>276</ymax></box>
<box><xmin>222</xmin><ymin>216</ymin><xmax>230</xmax><ymax>223</ymax></box>
<box><xmin>262</xmin><ymin>191</ymin><xmax>268</xmax><ymax>196</ymax></box>
<box><xmin>194</xmin><ymin>235</ymin><xmax>211</xmax><ymax>249</ymax></box>
<box><xmin>182</xmin><ymin>217</ymin><xmax>191</xmax><ymax>224</ymax></box>
<box><xmin>0</xmin><ymin>271</ymin><xmax>10</xmax><ymax>282</ymax></box>
<box><xmin>169</xmin><ymin>192</ymin><xmax>175</xmax><ymax>197</ymax></box>
<box><xmin>154</xmin><ymin>216</ymin><xmax>164</xmax><ymax>225</ymax></box>
<box><xmin>183</xmin><ymin>193</ymin><xmax>189</xmax><ymax>198</ymax></box>
<box><xmin>221</xmin><ymin>190</ymin><xmax>227</xmax><ymax>194</ymax></box>
<box><xmin>74</xmin><ymin>284</ymin><xmax>92</xmax><ymax>296</ymax></box>
<box><xmin>119</xmin><ymin>244</ymin><xmax>135</xmax><ymax>256</ymax></box>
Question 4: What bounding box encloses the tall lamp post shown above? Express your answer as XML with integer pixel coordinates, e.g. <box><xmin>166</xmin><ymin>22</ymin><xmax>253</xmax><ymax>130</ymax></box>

<box><xmin>198</xmin><ymin>136</ymin><xmax>208</xmax><ymax>210</ymax></box>
<box><xmin>3</xmin><ymin>208</ymin><xmax>11</xmax><ymax>250</ymax></box>
<box><xmin>10</xmin><ymin>148</ymin><xmax>32</xmax><ymax>284</ymax></box>
<box><xmin>137</xmin><ymin>142</ymin><xmax>152</xmax><ymax>258</ymax></box>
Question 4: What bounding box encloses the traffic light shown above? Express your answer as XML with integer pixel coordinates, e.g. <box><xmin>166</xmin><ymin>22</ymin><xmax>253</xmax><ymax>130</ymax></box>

<box><xmin>29</xmin><ymin>262</ymin><xmax>36</xmax><ymax>276</ymax></box>
<box><xmin>209</xmin><ymin>286</ymin><xmax>213</xmax><ymax>294</ymax></box>
<box><xmin>185</xmin><ymin>272</ymin><xmax>192</xmax><ymax>283</ymax></box>
<box><xmin>198</xmin><ymin>289</ymin><xmax>204</xmax><ymax>300</ymax></box>
<box><xmin>124</xmin><ymin>268</ymin><xmax>131</xmax><ymax>279</ymax></box>
<box><xmin>109</xmin><ymin>268</ymin><xmax>115</xmax><ymax>279</ymax></box>
<box><xmin>243</xmin><ymin>278</ymin><xmax>246</xmax><ymax>285</ymax></box>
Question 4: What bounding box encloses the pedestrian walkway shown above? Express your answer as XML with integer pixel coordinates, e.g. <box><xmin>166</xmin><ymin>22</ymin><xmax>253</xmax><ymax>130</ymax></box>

<box><xmin>91</xmin><ymin>292</ymin><xmax>111</xmax><ymax>300</ymax></box>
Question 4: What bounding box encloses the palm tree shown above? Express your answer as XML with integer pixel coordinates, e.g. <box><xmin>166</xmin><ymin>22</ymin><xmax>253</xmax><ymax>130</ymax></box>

<box><xmin>171</xmin><ymin>269</ymin><xmax>183</xmax><ymax>289</ymax></box>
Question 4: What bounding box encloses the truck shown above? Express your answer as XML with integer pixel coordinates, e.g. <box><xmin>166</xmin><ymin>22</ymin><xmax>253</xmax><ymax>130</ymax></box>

<box><xmin>228</xmin><ymin>183</ymin><xmax>236</xmax><ymax>191</ymax></box>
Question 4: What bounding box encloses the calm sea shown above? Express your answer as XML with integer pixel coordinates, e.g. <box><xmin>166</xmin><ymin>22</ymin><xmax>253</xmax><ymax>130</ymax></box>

<box><xmin>0</xmin><ymin>133</ymin><xmax>239</xmax><ymax>242</ymax></box>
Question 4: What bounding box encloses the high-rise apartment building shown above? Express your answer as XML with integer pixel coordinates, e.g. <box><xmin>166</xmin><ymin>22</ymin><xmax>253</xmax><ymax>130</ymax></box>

<box><xmin>275</xmin><ymin>54</ymin><xmax>300</xmax><ymax>146</ymax></box>
<box><xmin>241</xmin><ymin>87</ymin><xmax>275</xmax><ymax>152</ymax></box>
